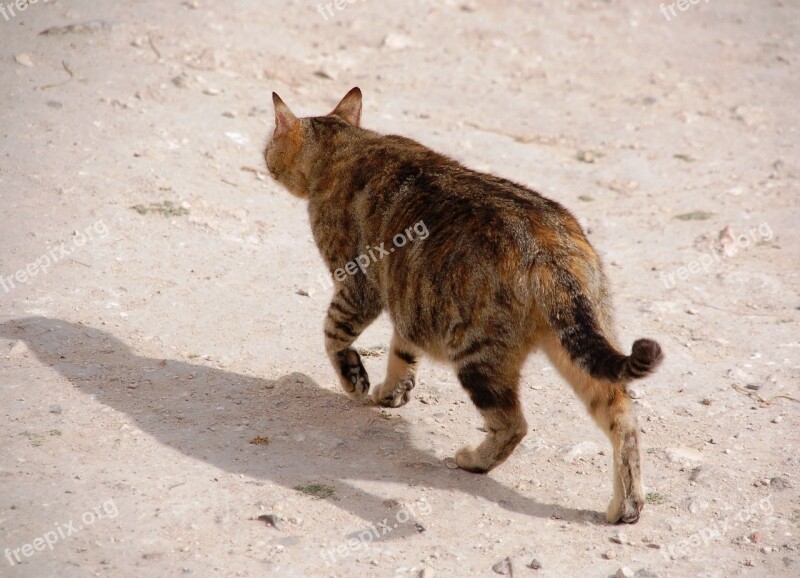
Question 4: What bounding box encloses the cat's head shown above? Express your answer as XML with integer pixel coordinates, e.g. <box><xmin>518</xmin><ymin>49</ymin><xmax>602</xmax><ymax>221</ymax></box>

<box><xmin>264</xmin><ymin>87</ymin><xmax>363</xmax><ymax>198</ymax></box>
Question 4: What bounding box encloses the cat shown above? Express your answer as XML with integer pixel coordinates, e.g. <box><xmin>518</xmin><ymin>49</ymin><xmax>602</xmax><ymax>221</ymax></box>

<box><xmin>264</xmin><ymin>87</ymin><xmax>664</xmax><ymax>524</ymax></box>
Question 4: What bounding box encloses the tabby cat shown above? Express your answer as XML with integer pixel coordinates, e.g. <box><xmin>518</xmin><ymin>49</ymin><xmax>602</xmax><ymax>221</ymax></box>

<box><xmin>264</xmin><ymin>88</ymin><xmax>663</xmax><ymax>524</ymax></box>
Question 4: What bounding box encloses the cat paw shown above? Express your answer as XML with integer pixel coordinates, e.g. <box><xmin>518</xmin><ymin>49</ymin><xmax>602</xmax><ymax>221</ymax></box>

<box><xmin>339</xmin><ymin>349</ymin><xmax>370</xmax><ymax>400</ymax></box>
<box><xmin>454</xmin><ymin>446</ymin><xmax>489</xmax><ymax>474</ymax></box>
<box><xmin>606</xmin><ymin>493</ymin><xmax>643</xmax><ymax>524</ymax></box>
<box><xmin>371</xmin><ymin>378</ymin><xmax>414</xmax><ymax>408</ymax></box>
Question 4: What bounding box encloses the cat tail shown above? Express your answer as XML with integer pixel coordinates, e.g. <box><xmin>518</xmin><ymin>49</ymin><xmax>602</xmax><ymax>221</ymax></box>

<box><xmin>538</xmin><ymin>274</ymin><xmax>663</xmax><ymax>383</ymax></box>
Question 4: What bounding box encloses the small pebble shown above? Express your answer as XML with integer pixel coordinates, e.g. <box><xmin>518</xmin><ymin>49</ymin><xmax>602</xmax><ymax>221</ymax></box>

<box><xmin>14</xmin><ymin>52</ymin><xmax>34</xmax><ymax>67</ymax></box>
<box><xmin>528</xmin><ymin>558</ymin><xmax>542</xmax><ymax>570</ymax></box>
<box><xmin>419</xmin><ymin>568</ymin><xmax>435</xmax><ymax>578</ymax></box>
<box><xmin>772</xmin><ymin>416</ymin><xmax>783</xmax><ymax>424</ymax></box>
<box><xmin>604</xmin><ymin>550</ymin><xmax>616</xmax><ymax>560</ymax></box>
<box><xmin>610</xmin><ymin>530</ymin><xmax>630</xmax><ymax>545</ymax></box>
<box><xmin>492</xmin><ymin>557</ymin><xmax>512</xmax><ymax>575</ymax></box>
<box><xmin>257</xmin><ymin>514</ymin><xmax>283</xmax><ymax>530</ymax></box>
<box><xmin>770</xmin><ymin>476</ymin><xmax>791</xmax><ymax>490</ymax></box>
<box><xmin>616</xmin><ymin>567</ymin><xmax>634</xmax><ymax>578</ymax></box>
<box><xmin>49</xmin><ymin>405</ymin><xmax>63</xmax><ymax>414</ymax></box>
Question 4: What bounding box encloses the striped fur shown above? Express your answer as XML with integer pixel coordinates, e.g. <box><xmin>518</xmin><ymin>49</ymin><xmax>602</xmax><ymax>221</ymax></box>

<box><xmin>264</xmin><ymin>88</ymin><xmax>664</xmax><ymax>523</ymax></box>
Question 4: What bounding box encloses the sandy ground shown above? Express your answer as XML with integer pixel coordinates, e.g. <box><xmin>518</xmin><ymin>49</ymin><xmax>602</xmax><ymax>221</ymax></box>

<box><xmin>1</xmin><ymin>1</ymin><xmax>799</xmax><ymax>577</ymax></box>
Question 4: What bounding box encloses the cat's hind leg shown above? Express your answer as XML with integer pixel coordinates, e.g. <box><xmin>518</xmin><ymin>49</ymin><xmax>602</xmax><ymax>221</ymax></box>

<box><xmin>542</xmin><ymin>336</ymin><xmax>644</xmax><ymax>524</ymax></box>
<box><xmin>324</xmin><ymin>284</ymin><xmax>381</xmax><ymax>401</ymax></box>
<box><xmin>371</xmin><ymin>330</ymin><xmax>420</xmax><ymax>408</ymax></box>
<box><xmin>454</xmin><ymin>361</ymin><xmax>528</xmax><ymax>473</ymax></box>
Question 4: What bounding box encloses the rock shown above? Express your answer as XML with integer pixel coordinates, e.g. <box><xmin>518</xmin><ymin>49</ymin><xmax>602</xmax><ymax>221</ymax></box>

<box><xmin>689</xmin><ymin>466</ymin><xmax>719</xmax><ymax>484</ymax></box>
<box><xmin>8</xmin><ymin>340</ymin><xmax>30</xmax><ymax>358</ymax></box>
<box><xmin>492</xmin><ymin>557</ymin><xmax>512</xmax><ymax>575</ymax></box>
<box><xmin>750</xmin><ymin>531</ymin><xmax>761</xmax><ymax>544</ymax></box>
<box><xmin>728</xmin><ymin>367</ymin><xmax>752</xmax><ymax>382</ymax></box>
<box><xmin>419</xmin><ymin>568</ymin><xmax>435</xmax><ymax>578</ymax></box>
<box><xmin>560</xmin><ymin>441</ymin><xmax>599</xmax><ymax>463</ymax></box>
<box><xmin>49</xmin><ymin>405</ymin><xmax>63</xmax><ymax>414</ymax></box>
<box><xmin>772</xmin><ymin>416</ymin><xmax>784</xmax><ymax>424</ymax></box>
<box><xmin>604</xmin><ymin>550</ymin><xmax>616</xmax><ymax>560</ymax></box>
<box><xmin>40</xmin><ymin>20</ymin><xmax>117</xmax><ymax>36</ymax></box>
<box><xmin>610</xmin><ymin>530</ymin><xmax>630</xmax><ymax>545</ymax></box>
<box><xmin>718</xmin><ymin>226</ymin><xmax>738</xmax><ymax>257</ymax></box>
<box><xmin>383</xmin><ymin>33</ymin><xmax>415</xmax><ymax>50</ymax></box>
<box><xmin>770</xmin><ymin>476</ymin><xmax>791</xmax><ymax>490</ymax></box>
<box><xmin>635</xmin><ymin>570</ymin><xmax>659</xmax><ymax>578</ymax></box>
<box><xmin>628</xmin><ymin>386</ymin><xmax>643</xmax><ymax>400</ymax></box>
<box><xmin>171</xmin><ymin>73</ymin><xmax>201</xmax><ymax>90</ymax></box>
<box><xmin>686</xmin><ymin>497</ymin><xmax>708</xmax><ymax>513</ymax></box>
<box><xmin>528</xmin><ymin>558</ymin><xmax>542</xmax><ymax>570</ymax></box>
<box><xmin>256</xmin><ymin>514</ymin><xmax>283</xmax><ymax>530</ymax></box>
<box><xmin>616</xmin><ymin>567</ymin><xmax>634</xmax><ymax>578</ymax></box>
<box><xmin>14</xmin><ymin>53</ymin><xmax>34</xmax><ymax>67</ymax></box>
<box><xmin>225</xmin><ymin>132</ymin><xmax>249</xmax><ymax>146</ymax></box>
<box><xmin>745</xmin><ymin>383</ymin><xmax>762</xmax><ymax>391</ymax></box>
<box><xmin>665</xmin><ymin>446</ymin><xmax>703</xmax><ymax>464</ymax></box>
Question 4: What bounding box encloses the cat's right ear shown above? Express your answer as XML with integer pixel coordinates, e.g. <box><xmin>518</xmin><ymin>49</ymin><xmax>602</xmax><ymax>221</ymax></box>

<box><xmin>272</xmin><ymin>92</ymin><xmax>298</xmax><ymax>135</ymax></box>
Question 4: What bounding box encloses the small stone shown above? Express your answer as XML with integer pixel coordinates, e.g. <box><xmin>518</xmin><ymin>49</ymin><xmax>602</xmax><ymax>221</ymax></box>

<box><xmin>8</xmin><ymin>340</ymin><xmax>29</xmax><ymax>358</ymax></box>
<box><xmin>701</xmin><ymin>396</ymin><xmax>713</xmax><ymax>406</ymax></box>
<box><xmin>560</xmin><ymin>441</ymin><xmax>599</xmax><ymax>463</ymax></box>
<box><xmin>628</xmin><ymin>386</ymin><xmax>643</xmax><ymax>400</ymax></box>
<box><xmin>610</xmin><ymin>530</ymin><xmax>630</xmax><ymax>545</ymax></box>
<box><xmin>687</xmin><ymin>497</ymin><xmax>708</xmax><ymax>514</ymax></box>
<box><xmin>749</xmin><ymin>531</ymin><xmax>761</xmax><ymax>544</ymax></box>
<box><xmin>770</xmin><ymin>476</ymin><xmax>791</xmax><ymax>490</ymax></box>
<box><xmin>761</xmin><ymin>546</ymin><xmax>772</xmax><ymax>554</ymax></box>
<box><xmin>14</xmin><ymin>52</ymin><xmax>34</xmax><ymax>67</ymax></box>
<box><xmin>46</xmin><ymin>101</ymin><xmax>63</xmax><ymax>109</ymax></box>
<box><xmin>604</xmin><ymin>550</ymin><xmax>616</xmax><ymax>560</ymax></box>
<box><xmin>634</xmin><ymin>570</ymin><xmax>659</xmax><ymax>578</ymax></box>
<box><xmin>443</xmin><ymin>458</ymin><xmax>458</xmax><ymax>469</ymax></box>
<box><xmin>772</xmin><ymin>416</ymin><xmax>783</xmax><ymax>424</ymax></box>
<box><xmin>665</xmin><ymin>446</ymin><xmax>703</xmax><ymax>464</ymax></box>
<box><xmin>528</xmin><ymin>558</ymin><xmax>542</xmax><ymax>570</ymax></box>
<box><xmin>49</xmin><ymin>405</ymin><xmax>63</xmax><ymax>414</ymax></box>
<box><xmin>616</xmin><ymin>567</ymin><xmax>634</xmax><ymax>578</ymax></box>
<box><xmin>383</xmin><ymin>33</ymin><xmax>415</xmax><ymax>50</ymax></box>
<box><xmin>419</xmin><ymin>568</ymin><xmax>435</xmax><ymax>578</ymax></box>
<box><xmin>256</xmin><ymin>514</ymin><xmax>283</xmax><ymax>530</ymax></box>
<box><xmin>492</xmin><ymin>557</ymin><xmax>512</xmax><ymax>575</ymax></box>
<box><xmin>745</xmin><ymin>383</ymin><xmax>762</xmax><ymax>391</ymax></box>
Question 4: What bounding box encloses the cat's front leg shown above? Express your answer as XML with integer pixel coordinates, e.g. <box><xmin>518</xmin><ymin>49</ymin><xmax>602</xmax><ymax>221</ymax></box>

<box><xmin>372</xmin><ymin>330</ymin><xmax>421</xmax><ymax>407</ymax></box>
<box><xmin>324</xmin><ymin>282</ymin><xmax>381</xmax><ymax>401</ymax></box>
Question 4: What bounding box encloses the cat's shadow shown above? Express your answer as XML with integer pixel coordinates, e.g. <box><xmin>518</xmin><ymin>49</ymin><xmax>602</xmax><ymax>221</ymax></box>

<box><xmin>1</xmin><ymin>316</ymin><xmax>599</xmax><ymax>537</ymax></box>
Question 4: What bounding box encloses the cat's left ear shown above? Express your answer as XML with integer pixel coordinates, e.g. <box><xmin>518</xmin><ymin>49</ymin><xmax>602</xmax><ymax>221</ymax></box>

<box><xmin>329</xmin><ymin>87</ymin><xmax>362</xmax><ymax>127</ymax></box>
<box><xmin>272</xmin><ymin>92</ymin><xmax>298</xmax><ymax>135</ymax></box>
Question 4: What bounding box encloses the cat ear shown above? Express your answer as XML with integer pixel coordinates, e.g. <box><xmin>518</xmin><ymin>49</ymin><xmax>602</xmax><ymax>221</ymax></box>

<box><xmin>272</xmin><ymin>92</ymin><xmax>298</xmax><ymax>134</ymax></box>
<box><xmin>329</xmin><ymin>87</ymin><xmax>362</xmax><ymax>127</ymax></box>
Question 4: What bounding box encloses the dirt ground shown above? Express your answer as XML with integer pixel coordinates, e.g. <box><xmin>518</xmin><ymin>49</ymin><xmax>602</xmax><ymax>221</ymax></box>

<box><xmin>1</xmin><ymin>1</ymin><xmax>798</xmax><ymax>577</ymax></box>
